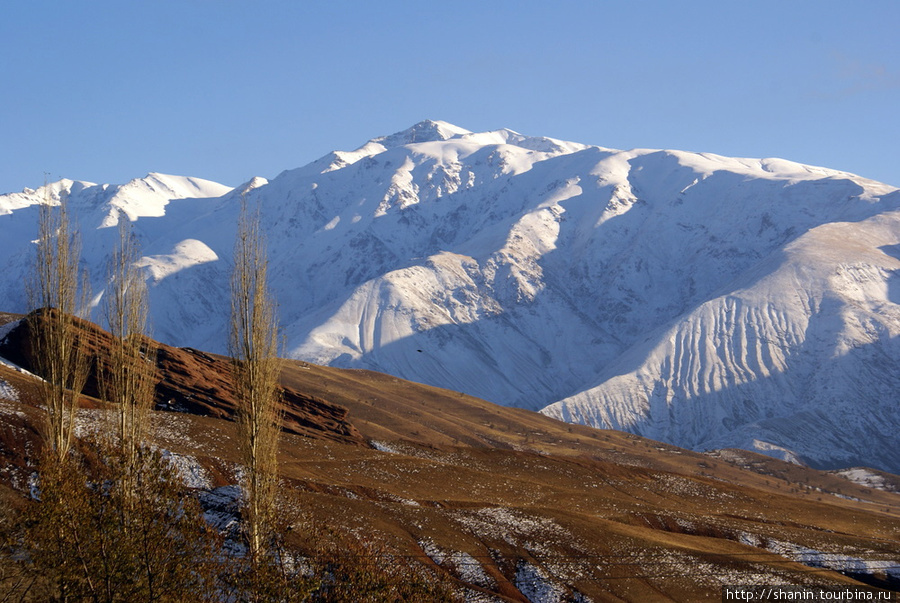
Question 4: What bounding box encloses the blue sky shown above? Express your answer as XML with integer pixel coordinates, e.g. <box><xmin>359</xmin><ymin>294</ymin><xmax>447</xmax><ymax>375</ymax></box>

<box><xmin>2</xmin><ymin>1</ymin><xmax>898</xmax><ymax>193</ymax></box>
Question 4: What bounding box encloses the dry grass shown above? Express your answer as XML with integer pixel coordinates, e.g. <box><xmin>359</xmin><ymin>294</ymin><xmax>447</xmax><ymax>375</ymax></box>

<box><xmin>0</xmin><ymin>322</ymin><xmax>898</xmax><ymax>601</ymax></box>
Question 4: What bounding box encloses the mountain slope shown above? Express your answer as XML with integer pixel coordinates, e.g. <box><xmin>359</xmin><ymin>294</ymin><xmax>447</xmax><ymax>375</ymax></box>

<box><xmin>0</xmin><ymin>315</ymin><xmax>898</xmax><ymax>600</ymax></box>
<box><xmin>1</xmin><ymin>121</ymin><xmax>899</xmax><ymax>471</ymax></box>
<box><xmin>0</xmin><ymin>173</ymin><xmax>232</xmax><ymax>325</ymax></box>
<box><xmin>543</xmin><ymin>210</ymin><xmax>900</xmax><ymax>471</ymax></box>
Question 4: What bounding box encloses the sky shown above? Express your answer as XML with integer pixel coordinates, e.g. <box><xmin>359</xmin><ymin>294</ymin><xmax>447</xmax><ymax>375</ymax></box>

<box><xmin>2</xmin><ymin>1</ymin><xmax>899</xmax><ymax>194</ymax></box>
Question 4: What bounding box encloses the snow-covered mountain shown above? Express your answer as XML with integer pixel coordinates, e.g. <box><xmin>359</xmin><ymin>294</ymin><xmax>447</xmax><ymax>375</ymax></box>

<box><xmin>1</xmin><ymin>120</ymin><xmax>899</xmax><ymax>472</ymax></box>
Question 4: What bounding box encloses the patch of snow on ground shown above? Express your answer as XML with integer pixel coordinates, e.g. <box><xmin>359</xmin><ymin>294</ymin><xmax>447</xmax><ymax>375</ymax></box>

<box><xmin>453</xmin><ymin>507</ymin><xmax>570</xmax><ymax>548</ymax></box>
<box><xmin>199</xmin><ymin>485</ymin><xmax>242</xmax><ymax>535</ymax></box>
<box><xmin>650</xmin><ymin>473</ymin><xmax>734</xmax><ymax>500</ymax></box>
<box><xmin>369</xmin><ymin>440</ymin><xmax>401</xmax><ymax>454</ymax></box>
<box><xmin>73</xmin><ymin>408</ymin><xmax>110</xmax><ymax>440</ymax></box>
<box><xmin>748</xmin><ymin>440</ymin><xmax>804</xmax><ymax>465</ymax></box>
<box><xmin>514</xmin><ymin>561</ymin><xmax>568</xmax><ymax>603</ymax></box>
<box><xmin>28</xmin><ymin>471</ymin><xmax>39</xmax><ymax>501</ymax></box>
<box><xmin>833</xmin><ymin>468</ymin><xmax>898</xmax><ymax>492</ymax></box>
<box><xmin>419</xmin><ymin>539</ymin><xmax>494</xmax><ymax>590</ymax></box>
<box><xmin>153</xmin><ymin>411</ymin><xmax>200</xmax><ymax>449</ymax></box>
<box><xmin>0</xmin><ymin>394</ymin><xmax>25</xmax><ymax>418</ymax></box>
<box><xmin>765</xmin><ymin>539</ymin><xmax>900</xmax><ymax>582</ymax></box>
<box><xmin>162</xmin><ymin>450</ymin><xmax>211</xmax><ymax>489</ymax></box>
<box><xmin>0</xmin><ymin>379</ymin><xmax>18</xmax><ymax>400</ymax></box>
<box><xmin>648</xmin><ymin>549</ymin><xmax>793</xmax><ymax>588</ymax></box>
<box><xmin>738</xmin><ymin>531</ymin><xmax>764</xmax><ymax>548</ymax></box>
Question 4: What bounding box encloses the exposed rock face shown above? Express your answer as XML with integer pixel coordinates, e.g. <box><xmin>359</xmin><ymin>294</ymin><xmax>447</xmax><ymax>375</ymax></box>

<box><xmin>0</xmin><ymin>311</ymin><xmax>366</xmax><ymax>446</ymax></box>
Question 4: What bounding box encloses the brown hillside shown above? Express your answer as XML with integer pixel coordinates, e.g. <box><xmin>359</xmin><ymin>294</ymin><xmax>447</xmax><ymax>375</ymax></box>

<box><xmin>0</xmin><ymin>311</ymin><xmax>364</xmax><ymax>446</ymax></box>
<box><xmin>0</xmin><ymin>312</ymin><xmax>898</xmax><ymax>601</ymax></box>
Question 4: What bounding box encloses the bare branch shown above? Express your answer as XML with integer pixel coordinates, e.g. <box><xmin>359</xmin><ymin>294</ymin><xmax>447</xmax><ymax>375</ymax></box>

<box><xmin>229</xmin><ymin>194</ymin><xmax>283</xmax><ymax>564</ymax></box>
<box><xmin>27</xmin><ymin>184</ymin><xmax>90</xmax><ymax>465</ymax></box>
<box><xmin>101</xmin><ymin>213</ymin><xmax>156</xmax><ymax>501</ymax></box>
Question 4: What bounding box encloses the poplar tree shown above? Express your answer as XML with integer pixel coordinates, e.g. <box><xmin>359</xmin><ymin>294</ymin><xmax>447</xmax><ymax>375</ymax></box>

<box><xmin>102</xmin><ymin>214</ymin><xmax>156</xmax><ymax>503</ymax></box>
<box><xmin>27</xmin><ymin>184</ymin><xmax>89</xmax><ymax>467</ymax></box>
<box><xmin>229</xmin><ymin>195</ymin><xmax>283</xmax><ymax>569</ymax></box>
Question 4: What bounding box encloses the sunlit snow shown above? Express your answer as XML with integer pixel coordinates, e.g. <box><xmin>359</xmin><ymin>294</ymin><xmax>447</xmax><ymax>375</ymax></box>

<box><xmin>1</xmin><ymin>120</ymin><xmax>899</xmax><ymax>471</ymax></box>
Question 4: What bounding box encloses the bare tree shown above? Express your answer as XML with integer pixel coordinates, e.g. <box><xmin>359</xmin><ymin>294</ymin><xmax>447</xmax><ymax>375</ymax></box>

<box><xmin>101</xmin><ymin>214</ymin><xmax>156</xmax><ymax>499</ymax></box>
<box><xmin>27</xmin><ymin>184</ymin><xmax>90</xmax><ymax>467</ymax></box>
<box><xmin>229</xmin><ymin>195</ymin><xmax>282</xmax><ymax>566</ymax></box>
<box><xmin>20</xmin><ymin>441</ymin><xmax>222</xmax><ymax>600</ymax></box>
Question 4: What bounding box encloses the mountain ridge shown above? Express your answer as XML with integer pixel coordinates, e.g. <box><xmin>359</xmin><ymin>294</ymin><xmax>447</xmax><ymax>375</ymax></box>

<box><xmin>1</xmin><ymin>121</ymin><xmax>898</xmax><ymax>471</ymax></box>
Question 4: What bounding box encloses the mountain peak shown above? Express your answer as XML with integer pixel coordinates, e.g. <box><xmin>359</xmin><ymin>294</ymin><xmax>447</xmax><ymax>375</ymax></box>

<box><xmin>306</xmin><ymin>121</ymin><xmax>476</xmax><ymax>175</ymax></box>
<box><xmin>374</xmin><ymin>120</ymin><xmax>471</xmax><ymax>149</ymax></box>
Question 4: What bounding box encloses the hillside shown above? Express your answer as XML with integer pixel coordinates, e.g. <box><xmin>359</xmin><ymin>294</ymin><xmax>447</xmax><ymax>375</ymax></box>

<box><xmin>0</xmin><ymin>314</ymin><xmax>898</xmax><ymax>601</ymax></box>
<box><xmin>1</xmin><ymin>121</ymin><xmax>899</xmax><ymax>472</ymax></box>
